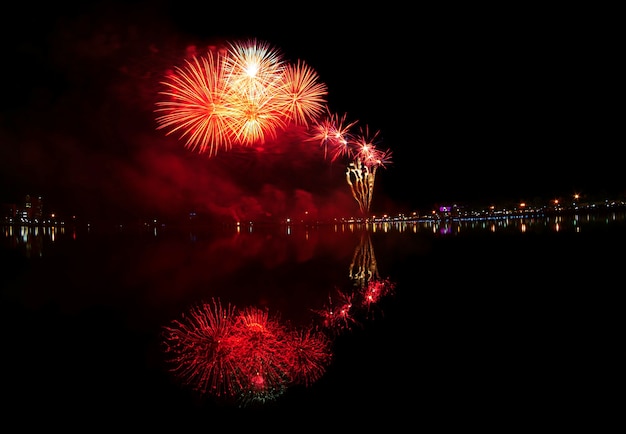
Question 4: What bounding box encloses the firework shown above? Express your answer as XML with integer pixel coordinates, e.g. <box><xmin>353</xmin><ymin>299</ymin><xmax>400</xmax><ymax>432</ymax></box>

<box><xmin>163</xmin><ymin>298</ymin><xmax>332</xmax><ymax>406</ymax></box>
<box><xmin>359</xmin><ymin>277</ymin><xmax>396</xmax><ymax>311</ymax></box>
<box><xmin>161</xmin><ymin>298</ymin><xmax>243</xmax><ymax>397</ymax></box>
<box><xmin>346</xmin><ymin>125</ymin><xmax>393</xmax><ymax>216</ymax></box>
<box><xmin>229</xmin><ymin>306</ymin><xmax>292</xmax><ymax>405</ymax></box>
<box><xmin>221</xmin><ymin>39</ymin><xmax>287</xmax><ymax>146</ymax></box>
<box><xmin>275</xmin><ymin>60</ymin><xmax>329</xmax><ymax>127</ymax></box>
<box><xmin>286</xmin><ymin>328</ymin><xmax>333</xmax><ymax>387</ymax></box>
<box><xmin>312</xmin><ymin>289</ymin><xmax>357</xmax><ymax>334</ymax></box>
<box><xmin>156</xmin><ymin>39</ymin><xmax>328</xmax><ymax>156</ymax></box>
<box><xmin>223</xmin><ymin>39</ymin><xmax>285</xmax><ymax>99</ymax></box>
<box><xmin>349</xmin><ymin>232</ymin><xmax>396</xmax><ymax>315</ymax></box>
<box><xmin>310</xmin><ymin>110</ymin><xmax>358</xmax><ymax>161</ymax></box>
<box><xmin>311</xmin><ymin>113</ymin><xmax>392</xmax><ymax>216</ymax></box>
<box><xmin>155</xmin><ymin>50</ymin><xmax>236</xmax><ymax>156</ymax></box>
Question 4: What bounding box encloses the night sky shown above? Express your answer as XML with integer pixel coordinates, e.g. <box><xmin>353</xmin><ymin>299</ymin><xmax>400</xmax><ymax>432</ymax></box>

<box><xmin>0</xmin><ymin>2</ymin><xmax>621</xmax><ymax>222</ymax></box>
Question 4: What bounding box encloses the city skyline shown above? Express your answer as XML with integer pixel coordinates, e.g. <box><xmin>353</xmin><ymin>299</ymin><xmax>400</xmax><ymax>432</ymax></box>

<box><xmin>3</xmin><ymin>188</ymin><xmax>626</xmax><ymax>228</ymax></box>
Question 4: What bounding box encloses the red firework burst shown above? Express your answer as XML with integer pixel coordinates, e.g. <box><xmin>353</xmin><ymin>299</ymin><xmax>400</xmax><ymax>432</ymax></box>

<box><xmin>163</xmin><ymin>299</ymin><xmax>333</xmax><ymax>406</ymax></box>
<box><xmin>161</xmin><ymin>298</ymin><xmax>243</xmax><ymax>397</ymax></box>
<box><xmin>275</xmin><ymin>59</ymin><xmax>328</xmax><ymax>126</ymax></box>
<box><xmin>312</xmin><ymin>289</ymin><xmax>357</xmax><ymax>334</ymax></box>
<box><xmin>155</xmin><ymin>39</ymin><xmax>328</xmax><ymax>156</ymax></box>
<box><xmin>230</xmin><ymin>306</ymin><xmax>293</xmax><ymax>404</ymax></box>
<box><xmin>359</xmin><ymin>277</ymin><xmax>396</xmax><ymax>310</ymax></box>
<box><xmin>155</xmin><ymin>50</ymin><xmax>236</xmax><ymax>156</ymax></box>
<box><xmin>286</xmin><ymin>328</ymin><xmax>333</xmax><ymax>387</ymax></box>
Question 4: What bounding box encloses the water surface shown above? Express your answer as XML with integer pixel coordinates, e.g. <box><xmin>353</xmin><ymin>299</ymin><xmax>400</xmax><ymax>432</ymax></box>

<box><xmin>1</xmin><ymin>212</ymin><xmax>621</xmax><ymax>428</ymax></box>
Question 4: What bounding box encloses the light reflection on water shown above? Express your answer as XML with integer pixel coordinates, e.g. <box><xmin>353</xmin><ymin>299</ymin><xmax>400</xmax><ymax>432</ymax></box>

<box><xmin>0</xmin><ymin>220</ymin><xmax>400</xmax><ymax>409</ymax></box>
<box><xmin>3</xmin><ymin>210</ymin><xmax>626</xmax><ymax>256</ymax></box>
<box><xmin>0</xmin><ymin>209</ymin><xmax>621</xmax><ymax>419</ymax></box>
<box><xmin>1</xmin><ymin>224</ymin><xmax>70</xmax><ymax>257</ymax></box>
<box><xmin>366</xmin><ymin>210</ymin><xmax>626</xmax><ymax>235</ymax></box>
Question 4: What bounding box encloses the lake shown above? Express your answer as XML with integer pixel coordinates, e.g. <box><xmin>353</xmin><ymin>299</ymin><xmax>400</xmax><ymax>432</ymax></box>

<box><xmin>1</xmin><ymin>211</ymin><xmax>621</xmax><ymax>429</ymax></box>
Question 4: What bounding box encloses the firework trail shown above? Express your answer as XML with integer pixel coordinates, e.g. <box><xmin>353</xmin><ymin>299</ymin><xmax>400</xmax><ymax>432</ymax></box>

<box><xmin>349</xmin><ymin>231</ymin><xmax>396</xmax><ymax>317</ymax></box>
<box><xmin>346</xmin><ymin>126</ymin><xmax>393</xmax><ymax>216</ymax></box>
<box><xmin>311</xmin><ymin>112</ymin><xmax>393</xmax><ymax>216</ymax></box>
<box><xmin>349</xmin><ymin>230</ymin><xmax>379</xmax><ymax>289</ymax></box>
<box><xmin>350</xmin><ymin>231</ymin><xmax>396</xmax><ymax>314</ymax></box>
<box><xmin>155</xmin><ymin>39</ymin><xmax>328</xmax><ymax>156</ymax></box>
<box><xmin>312</xmin><ymin>232</ymin><xmax>396</xmax><ymax>333</ymax></box>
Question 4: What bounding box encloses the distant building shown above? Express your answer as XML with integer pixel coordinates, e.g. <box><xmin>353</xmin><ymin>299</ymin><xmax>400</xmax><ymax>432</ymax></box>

<box><xmin>436</xmin><ymin>204</ymin><xmax>462</xmax><ymax>219</ymax></box>
<box><xmin>23</xmin><ymin>195</ymin><xmax>44</xmax><ymax>224</ymax></box>
<box><xmin>0</xmin><ymin>195</ymin><xmax>44</xmax><ymax>225</ymax></box>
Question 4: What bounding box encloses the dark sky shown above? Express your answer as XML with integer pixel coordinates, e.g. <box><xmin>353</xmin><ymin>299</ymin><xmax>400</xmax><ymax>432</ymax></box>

<box><xmin>0</xmin><ymin>2</ymin><xmax>621</xmax><ymax>222</ymax></box>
